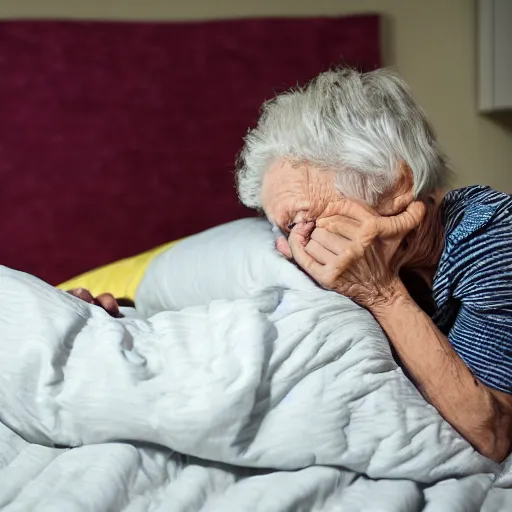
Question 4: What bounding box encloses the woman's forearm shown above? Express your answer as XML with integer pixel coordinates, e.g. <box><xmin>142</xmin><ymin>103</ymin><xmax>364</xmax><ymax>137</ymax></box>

<box><xmin>371</xmin><ymin>279</ymin><xmax>511</xmax><ymax>461</ymax></box>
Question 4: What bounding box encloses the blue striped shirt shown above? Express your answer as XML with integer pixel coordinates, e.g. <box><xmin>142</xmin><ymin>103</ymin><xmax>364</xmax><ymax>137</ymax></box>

<box><xmin>432</xmin><ymin>186</ymin><xmax>512</xmax><ymax>393</ymax></box>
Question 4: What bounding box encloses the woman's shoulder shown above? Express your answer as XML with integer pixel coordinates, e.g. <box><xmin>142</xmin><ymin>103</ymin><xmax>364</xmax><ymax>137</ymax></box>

<box><xmin>441</xmin><ymin>185</ymin><xmax>512</xmax><ymax>237</ymax></box>
<box><xmin>443</xmin><ymin>185</ymin><xmax>511</xmax><ymax>208</ymax></box>
<box><xmin>433</xmin><ymin>185</ymin><xmax>512</xmax><ymax>325</ymax></box>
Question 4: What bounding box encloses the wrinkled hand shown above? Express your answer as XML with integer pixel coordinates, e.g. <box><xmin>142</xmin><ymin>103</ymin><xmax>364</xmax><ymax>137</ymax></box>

<box><xmin>67</xmin><ymin>288</ymin><xmax>121</xmax><ymax>318</ymax></box>
<box><xmin>288</xmin><ymin>199</ymin><xmax>426</xmax><ymax>309</ymax></box>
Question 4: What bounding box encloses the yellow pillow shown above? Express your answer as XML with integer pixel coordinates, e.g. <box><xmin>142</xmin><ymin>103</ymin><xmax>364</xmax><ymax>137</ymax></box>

<box><xmin>57</xmin><ymin>238</ymin><xmax>184</xmax><ymax>301</ymax></box>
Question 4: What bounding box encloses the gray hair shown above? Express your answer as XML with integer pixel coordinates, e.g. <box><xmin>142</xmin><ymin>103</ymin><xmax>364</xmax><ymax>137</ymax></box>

<box><xmin>235</xmin><ymin>68</ymin><xmax>450</xmax><ymax>208</ymax></box>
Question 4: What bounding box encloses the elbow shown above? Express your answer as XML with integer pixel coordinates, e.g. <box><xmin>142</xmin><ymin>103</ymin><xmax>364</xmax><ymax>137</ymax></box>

<box><xmin>471</xmin><ymin>404</ymin><xmax>512</xmax><ymax>463</ymax></box>
<box><xmin>474</xmin><ymin>432</ymin><xmax>510</xmax><ymax>463</ymax></box>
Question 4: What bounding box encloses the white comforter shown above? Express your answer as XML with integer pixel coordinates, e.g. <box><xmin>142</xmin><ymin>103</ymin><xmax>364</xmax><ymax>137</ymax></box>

<box><xmin>1</xmin><ymin>218</ymin><xmax>512</xmax><ymax>511</ymax></box>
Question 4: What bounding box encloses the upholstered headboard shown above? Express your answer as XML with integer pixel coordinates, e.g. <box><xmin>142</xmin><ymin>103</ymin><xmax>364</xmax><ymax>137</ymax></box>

<box><xmin>0</xmin><ymin>16</ymin><xmax>380</xmax><ymax>284</ymax></box>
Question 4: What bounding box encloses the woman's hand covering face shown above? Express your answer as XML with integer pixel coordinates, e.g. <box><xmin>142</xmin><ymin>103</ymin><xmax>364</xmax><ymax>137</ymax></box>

<box><xmin>287</xmin><ymin>199</ymin><xmax>426</xmax><ymax>308</ymax></box>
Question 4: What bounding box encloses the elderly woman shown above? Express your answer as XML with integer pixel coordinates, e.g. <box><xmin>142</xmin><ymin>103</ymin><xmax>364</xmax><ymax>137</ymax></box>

<box><xmin>235</xmin><ymin>68</ymin><xmax>512</xmax><ymax>463</ymax></box>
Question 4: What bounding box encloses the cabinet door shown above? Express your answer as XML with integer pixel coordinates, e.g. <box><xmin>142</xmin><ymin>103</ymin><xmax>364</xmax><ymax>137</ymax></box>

<box><xmin>479</xmin><ymin>0</ymin><xmax>512</xmax><ymax>112</ymax></box>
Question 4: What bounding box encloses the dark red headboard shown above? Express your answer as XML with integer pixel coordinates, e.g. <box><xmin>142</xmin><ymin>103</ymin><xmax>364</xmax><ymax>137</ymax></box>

<box><xmin>0</xmin><ymin>16</ymin><xmax>380</xmax><ymax>284</ymax></box>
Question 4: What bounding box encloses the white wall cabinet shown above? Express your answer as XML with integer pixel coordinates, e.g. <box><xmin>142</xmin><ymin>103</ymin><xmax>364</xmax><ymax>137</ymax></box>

<box><xmin>479</xmin><ymin>0</ymin><xmax>512</xmax><ymax>112</ymax></box>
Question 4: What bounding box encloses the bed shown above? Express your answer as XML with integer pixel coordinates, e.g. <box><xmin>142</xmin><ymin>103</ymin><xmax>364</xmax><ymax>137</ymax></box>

<box><xmin>4</xmin><ymin>16</ymin><xmax>509</xmax><ymax>512</ymax></box>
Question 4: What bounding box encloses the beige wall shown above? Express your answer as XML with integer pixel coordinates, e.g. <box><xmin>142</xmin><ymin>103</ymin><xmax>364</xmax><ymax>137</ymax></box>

<box><xmin>1</xmin><ymin>0</ymin><xmax>511</xmax><ymax>192</ymax></box>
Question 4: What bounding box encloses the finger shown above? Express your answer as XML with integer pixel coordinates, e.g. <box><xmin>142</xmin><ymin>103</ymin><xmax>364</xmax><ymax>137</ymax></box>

<box><xmin>67</xmin><ymin>288</ymin><xmax>95</xmax><ymax>304</ymax></box>
<box><xmin>95</xmin><ymin>293</ymin><xmax>120</xmax><ymax>318</ymax></box>
<box><xmin>275</xmin><ymin>236</ymin><xmax>292</xmax><ymax>259</ymax></box>
<box><xmin>406</xmin><ymin>200</ymin><xmax>427</xmax><ymax>225</ymax></box>
<box><xmin>314</xmin><ymin>216</ymin><xmax>361</xmax><ymax>240</ymax></box>
<box><xmin>322</xmin><ymin>199</ymin><xmax>376</xmax><ymax>223</ymax></box>
<box><xmin>377</xmin><ymin>200</ymin><xmax>426</xmax><ymax>238</ymax></box>
<box><xmin>288</xmin><ymin>229</ymin><xmax>325</xmax><ymax>276</ymax></box>
<box><xmin>304</xmin><ymin>239</ymin><xmax>337</xmax><ymax>265</ymax></box>
<box><xmin>310</xmin><ymin>227</ymin><xmax>351</xmax><ymax>255</ymax></box>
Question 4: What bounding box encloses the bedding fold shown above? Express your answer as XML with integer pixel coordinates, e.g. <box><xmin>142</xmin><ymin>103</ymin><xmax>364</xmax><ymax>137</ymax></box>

<box><xmin>0</xmin><ymin>218</ymin><xmax>510</xmax><ymax>510</ymax></box>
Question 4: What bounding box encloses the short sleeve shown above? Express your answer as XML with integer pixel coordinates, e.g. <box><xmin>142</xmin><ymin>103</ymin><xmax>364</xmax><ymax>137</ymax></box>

<box><xmin>449</xmin><ymin>302</ymin><xmax>512</xmax><ymax>393</ymax></box>
<box><xmin>445</xmin><ymin>199</ymin><xmax>512</xmax><ymax>393</ymax></box>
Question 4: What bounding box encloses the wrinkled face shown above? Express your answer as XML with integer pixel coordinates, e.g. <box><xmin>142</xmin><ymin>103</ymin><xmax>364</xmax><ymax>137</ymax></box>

<box><xmin>260</xmin><ymin>160</ymin><xmax>346</xmax><ymax>258</ymax></box>
<box><xmin>260</xmin><ymin>159</ymin><xmax>433</xmax><ymax>267</ymax></box>
<box><xmin>261</xmin><ymin>159</ymin><xmax>418</xmax><ymax>240</ymax></box>
<box><xmin>261</xmin><ymin>160</ymin><xmax>343</xmax><ymax>236</ymax></box>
